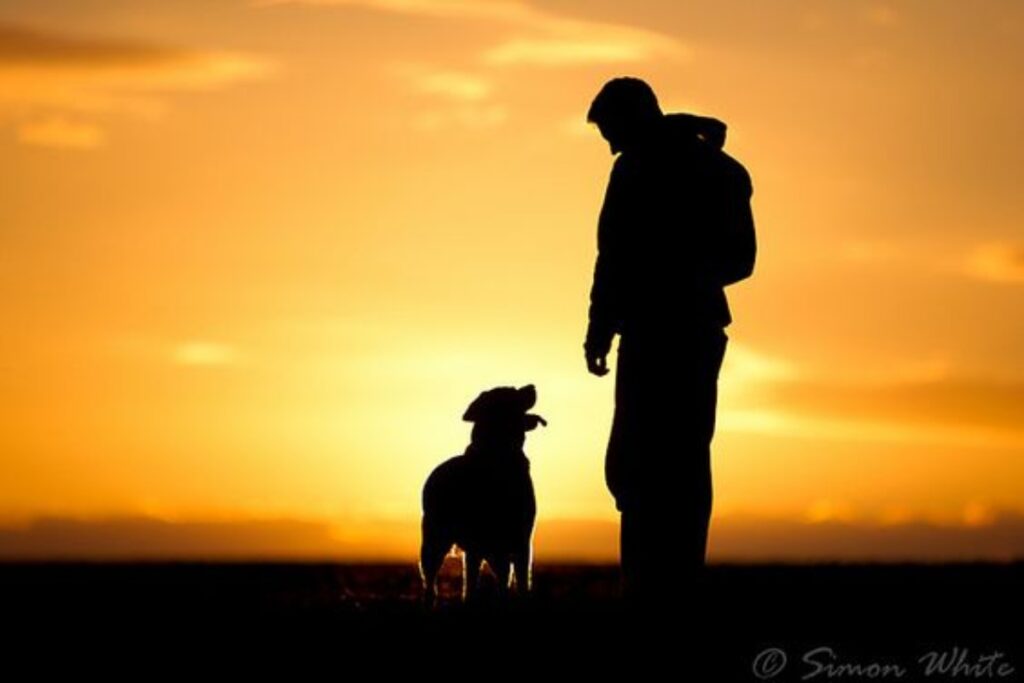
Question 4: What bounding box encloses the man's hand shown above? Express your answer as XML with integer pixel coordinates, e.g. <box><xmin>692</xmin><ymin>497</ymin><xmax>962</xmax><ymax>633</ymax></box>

<box><xmin>586</xmin><ymin>351</ymin><xmax>610</xmax><ymax>377</ymax></box>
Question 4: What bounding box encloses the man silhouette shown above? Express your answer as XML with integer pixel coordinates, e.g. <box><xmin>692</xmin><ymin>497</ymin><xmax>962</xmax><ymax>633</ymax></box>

<box><xmin>583</xmin><ymin>77</ymin><xmax>755</xmax><ymax>606</ymax></box>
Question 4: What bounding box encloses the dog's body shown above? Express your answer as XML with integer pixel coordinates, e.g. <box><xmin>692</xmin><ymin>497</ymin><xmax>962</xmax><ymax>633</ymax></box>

<box><xmin>420</xmin><ymin>385</ymin><xmax>545</xmax><ymax>604</ymax></box>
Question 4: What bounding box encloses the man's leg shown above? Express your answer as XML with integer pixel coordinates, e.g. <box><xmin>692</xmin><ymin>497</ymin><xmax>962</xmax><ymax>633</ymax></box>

<box><xmin>608</xmin><ymin>341</ymin><xmax>656</xmax><ymax>604</ymax></box>
<box><xmin>646</xmin><ymin>328</ymin><xmax>727</xmax><ymax>604</ymax></box>
<box><xmin>611</xmin><ymin>328</ymin><xmax>728</xmax><ymax>604</ymax></box>
<box><xmin>674</xmin><ymin>327</ymin><xmax>728</xmax><ymax>587</ymax></box>
<box><xmin>620</xmin><ymin>504</ymin><xmax>661</xmax><ymax>606</ymax></box>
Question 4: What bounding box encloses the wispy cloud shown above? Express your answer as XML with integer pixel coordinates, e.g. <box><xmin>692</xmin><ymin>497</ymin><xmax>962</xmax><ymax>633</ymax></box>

<box><xmin>266</xmin><ymin>1</ymin><xmax>683</xmax><ymax>135</ymax></box>
<box><xmin>407</xmin><ymin>69</ymin><xmax>492</xmax><ymax>101</ymax></box>
<box><xmin>0</xmin><ymin>516</ymin><xmax>344</xmax><ymax>559</ymax></box>
<box><xmin>0</xmin><ymin>21</ymin><xmax>198</xmax><ymax>66</ymax></box>
<box><xmin>259</xmin><ymin>0</ymin><xmax>687</xmax><ymax>66</ymax></box>
<box><xmin>4</xmin><ymin>509</ymin><xmax>1024</xmax><ymax>561</ymax></box>
<box><xmin>110</xmin><ymin>336</ymin><xmax>245</xmax><ymax>367</ymax></box>
<box><xmin>0</xmin><ymin>22</ymin><xmax>276</xmax><ymax>149</ymax></box>
<box><xmin>799</xmin><ymin>10</ymin><xmax>829</xmax><ymax>32</ymax></box>
<box><xmin>476</xmin><ymin>2</ymin><xmax>685</xmax><ymax>67</ymax></box>
<box><xmin>483</xmin><ymin>37</ymin><xmax>672</xmax><ymax>66</ymax></box>
<box><xmin>804</xmin><ymin>499</ymin><xmax>858</xmax><ymax>524</ymax></box>
<box><xmin>255</xmin><ymin>0</ymin><xmax>534</xmax><ymax>22</ymax></box>
<box><xmin>839</xmin><ymin>238</ymin><xmax>1024</xmax><ymax>286</ymax></box>
<box><xmin>862</xmin><ymin>3</ymin><xmax>900</xmax><ymax>28</ymax></box>
<box><xmin>711</xmin><ymin>507</ymin><xmax>1024</xmax><ymax>562</ymax></box>
<box><xmin>839</xmin><ymin>238</ymin><xmax>905</xmax><ymax>265</ymax></box>
<box><xmin>723</xmin><ymin>375</ymin><xmax>1024</xmax><ymax>448</ymax></box>
<box><xmin>173</xmin><ymin>341</ymin><xmax>240</xmax><ymax>367</ymax></box>
<box><xmin>963</xmin><ymin>242</ymin><xmax>1024</xmax><ymax>284</ymax></box>
<box><xmin>16</xmin><ymin>115</ymin><xmax>104</xmax><ymax>149</ymax></box>
<box><xmin>721</xmin><ymin>342</ymin><xmax>802</xmax><ymax>384</ymax></box>
<box><xmin>410</xmin><ymin>103</ymin><xmax>508</xmax><ymax>131</ymax></box>
<box><xmin>387</xmin><ymin>63</ymin><xmax>505</xmax><ymax>130</ymax></box>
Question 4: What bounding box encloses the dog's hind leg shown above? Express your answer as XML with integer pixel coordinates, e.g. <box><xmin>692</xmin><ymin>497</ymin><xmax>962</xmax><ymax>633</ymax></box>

<box><xmin>419</xmin><ymin>521</ymin><xmax>448</xmax><ymax>607</ymax></box>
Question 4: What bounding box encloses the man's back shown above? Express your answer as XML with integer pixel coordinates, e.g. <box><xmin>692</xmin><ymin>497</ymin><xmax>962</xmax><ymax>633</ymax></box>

<box><xmin>587</xmin><ymin>113</ymin><xmax>752</xmax><ymax>354</ymax></box>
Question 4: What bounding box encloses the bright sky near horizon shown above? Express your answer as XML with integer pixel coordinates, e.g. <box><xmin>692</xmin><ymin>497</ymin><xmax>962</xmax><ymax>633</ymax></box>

<box><xmin>1</xmin><ymin>0</ymin><xmax>1023</xmax><ymax>559</ymax></box>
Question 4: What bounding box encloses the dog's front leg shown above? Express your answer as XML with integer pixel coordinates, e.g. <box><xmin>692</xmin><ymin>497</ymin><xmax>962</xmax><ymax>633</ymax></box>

<box><xmin>462</xmin><ymin>551</ymin><xmax>481</xmax><ymax>602</ymax></box>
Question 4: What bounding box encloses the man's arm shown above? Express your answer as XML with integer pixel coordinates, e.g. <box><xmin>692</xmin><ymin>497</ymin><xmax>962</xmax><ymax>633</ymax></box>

<box><xmin>584</xmin><ymin>158</ymin><xmax>629</xmax><ymax>374</ymax></box>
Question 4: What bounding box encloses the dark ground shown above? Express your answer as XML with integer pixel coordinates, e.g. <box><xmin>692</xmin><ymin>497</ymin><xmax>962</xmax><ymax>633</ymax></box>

<box><xmin>2</xmin><ymin>561</ymin><xmax>1021</xmax><ymax>680</ymax></box>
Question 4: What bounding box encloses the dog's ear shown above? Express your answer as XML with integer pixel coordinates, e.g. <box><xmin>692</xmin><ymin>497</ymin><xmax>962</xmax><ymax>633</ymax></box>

<box><xmin>463</xmin><ymin>387</ymin><xmax>506</xmax><ymax>421</ymax></box>
<box><xmin>463</xmin><ymin>392</ymin><xmax>487</xmax><ymax>422</ymax></box>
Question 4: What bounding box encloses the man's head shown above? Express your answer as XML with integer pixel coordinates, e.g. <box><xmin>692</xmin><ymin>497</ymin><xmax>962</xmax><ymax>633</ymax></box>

<box><xmin>587</xmin><ymin>77</ymin><xmax>663</xmax><ymax>155</ymax></box>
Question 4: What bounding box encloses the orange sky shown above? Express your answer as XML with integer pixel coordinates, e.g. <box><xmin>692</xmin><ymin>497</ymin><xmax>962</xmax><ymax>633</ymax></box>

<box><xmin>1</xmin><ymin>0</ymin><xmax>1023</xmax><ymax>560</ymax></box>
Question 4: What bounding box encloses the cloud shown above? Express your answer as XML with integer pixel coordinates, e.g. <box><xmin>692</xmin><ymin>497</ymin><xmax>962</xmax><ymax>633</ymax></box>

<box><xmin>721</xmin><ymin>342</ymin><xmax>801</xmax><ymax>384</ymax></box>
<box><xmin>410</xmin><ymin>103</ymin><xmax>508</xmax><ymax>131</ymax></box>
<box><xmin>862</xmin><ymin>3</ymin><xmax>900</xmax><ymax>28</ymax></box>
<box><xmin>804</xmin><ymin>499</ymin><xmax>858</xmax><ymax>524</ymax></box>
<box><xmin>0</xmin><ymin>516</ymin><xmax>344</xmax><ymax>559</ymax></box>
<box><xmin>256</xmin><ymin>0</ymin><xmax>532</xmax><ymax>22</ymax></box>
<box><xmin>173</xmin><ymin>341</ymin><xmax>241</xmax><ymax>367</ymax></box>
<box><xmin>475</xmin><ymin>3</ymin><xmax>686</xmax><ymax>67</ymax></box>
<box><xmin>712</xmin><ymin>508</ymin><xmax>1024</xmax><ymax>562</ymax></box>
<box><xmin>16</xmin><ymin>116</ymin><xmax>104</xmax><ymax>149</ymax></box>
<box><xmin>109</xmin><ymin>336</ymin><xmax>245</xmax><ymax>367</ymax></box>
<box><xmin>546</xmin><ymin>506</ymin><xmax>1024</xmax><ymax>562</ymax></box>
<box><xmin>722</xmin><ymin>376</ymin><xmax>1024</xmax><ymax>448</ymax></box>
<box><xmin>410</xmin><ymin>70</ymin><xmax>492</xmax><ymax>101</ymax></box>
<box><xmin>839</xmin><ymin>238</ymin><xmax>1024</xmax><ymax>286</ymax></box>
<box><xmin>3</xmin><ymin>510</ymin><xmax>1024</xmax><ymax>561</ymax></box>
<box><xmin>0</xmin><ymin>21</ymin><xmax>196</xmax><ymax>66</ymax></box>
<box><xmin>799</xmin><ymin>10</ymin><xmax>829</xmax><ymax>32</ymax></box>
<box><xmin>387</xmin><ymin>63</ymin><xmax>504</xmax><ymax>130</ymax></box>
<box><xmin>0</xmin><ymin>22</ymin><xmax>276</xmax><ymax>149</ymax></box>
<box><xmin>963</xmin><ymin>242</ymin><xmax>1024</xmax><ymax>284</ymax></box>
<box><xmin>550</xmin><ymin>509</ymin><xmax>1024</xmax><ymax>562</ymax></box>
<box><xmin>839</xmin><ymin>238</ymin><xmax>904</xmax><ymax>265</ymax></box>
<box><xmin>483</xmin><ymin>37</ymin><xmax>671</xmax><ymax>66</ymax></box>
<box><xmin>280</xmin><ymin>1</ymin><xmax>685</xmax><ymax>133</ymax></box>
<box><xmin>260</xmin><ymin>0</ymin><xmax>686</xmax><ymax>66</ymax></box>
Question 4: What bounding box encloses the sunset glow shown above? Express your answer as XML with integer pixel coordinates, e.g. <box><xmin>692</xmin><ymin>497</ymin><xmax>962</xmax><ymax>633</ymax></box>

<box><xmin>2</xmin><ymin>0</ymin><xmax>1023</xmax><ymax>561</ymax></box>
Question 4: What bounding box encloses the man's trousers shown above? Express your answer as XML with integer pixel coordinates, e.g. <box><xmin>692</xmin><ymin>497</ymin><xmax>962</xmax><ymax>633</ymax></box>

<box><xmin>604</xmin><ymin>326</ymin><xmax>729</xmax><ymax>604</ymax></box>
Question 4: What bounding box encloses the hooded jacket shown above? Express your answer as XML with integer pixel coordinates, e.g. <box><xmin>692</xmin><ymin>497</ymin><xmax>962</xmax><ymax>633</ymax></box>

<box><xmin>584</xmin><ymin>112</ymin><xmax>756</xmax><ymax>357</ymax></box>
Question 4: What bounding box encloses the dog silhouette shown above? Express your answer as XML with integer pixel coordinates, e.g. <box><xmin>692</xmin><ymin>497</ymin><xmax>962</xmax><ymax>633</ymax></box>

<box><xmin>419</xmin><ymin>384</ymin><xmax>546</xmax><ymax>604</ymax></box>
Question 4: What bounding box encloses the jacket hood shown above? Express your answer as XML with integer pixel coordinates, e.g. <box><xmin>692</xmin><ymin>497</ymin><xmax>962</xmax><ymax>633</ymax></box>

<box><xmin>661</xmin><ymin>112</ymin><xmax>727</xmax><ymax>150</ymax></box>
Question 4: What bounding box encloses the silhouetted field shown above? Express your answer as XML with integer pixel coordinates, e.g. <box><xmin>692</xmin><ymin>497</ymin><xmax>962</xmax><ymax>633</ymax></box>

<box><xmin>3</xmin><ymin>561</ymin><xmax>1021</xmax><ymax>679</ymax></box>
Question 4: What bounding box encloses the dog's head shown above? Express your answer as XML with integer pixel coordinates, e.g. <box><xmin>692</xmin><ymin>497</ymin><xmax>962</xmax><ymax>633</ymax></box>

<box><xmin>463</xmin><ymin>384</ymin><xmax>547</xmax><ymax>455</ymax></box>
